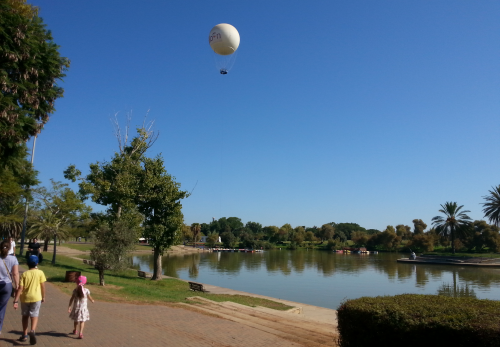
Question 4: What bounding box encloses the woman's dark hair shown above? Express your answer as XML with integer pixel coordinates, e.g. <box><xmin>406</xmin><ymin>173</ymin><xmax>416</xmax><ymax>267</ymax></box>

<box><xmin>76</xmin><ymin>285</ymin><xmax>85</xmax><ymax>298</ymax></box>
<box><xmin>0</xmin><ymin>240</ymin><xmax>10</xmax><ymax>258</ymax></box>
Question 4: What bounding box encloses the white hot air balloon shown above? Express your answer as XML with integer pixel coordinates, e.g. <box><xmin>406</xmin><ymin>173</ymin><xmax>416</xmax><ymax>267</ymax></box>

<box><xmin>208</xmin><ymin>23</ymin><xmax>240</xmax><ymax>74</ymax></box>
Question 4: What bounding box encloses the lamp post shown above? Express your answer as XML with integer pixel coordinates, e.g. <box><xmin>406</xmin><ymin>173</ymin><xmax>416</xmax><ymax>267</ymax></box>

<box><xmin>19</xmin><ymin>135</ymin><xmax>37</xmax><ymax>257</ymax></box>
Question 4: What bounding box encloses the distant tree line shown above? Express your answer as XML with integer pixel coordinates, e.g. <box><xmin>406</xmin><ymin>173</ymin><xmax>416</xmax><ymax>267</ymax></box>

<box><xmin>181</xmin><ymin>191</ymin><xmax>500</xmax><ymax>255</ymax></box>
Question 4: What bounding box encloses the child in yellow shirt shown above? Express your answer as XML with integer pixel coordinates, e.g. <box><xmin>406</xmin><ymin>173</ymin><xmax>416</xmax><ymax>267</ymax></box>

<box><xmin>13</xmin><ymin>255</ymin><xmax>46</xmax><ymax>345</ymax></box>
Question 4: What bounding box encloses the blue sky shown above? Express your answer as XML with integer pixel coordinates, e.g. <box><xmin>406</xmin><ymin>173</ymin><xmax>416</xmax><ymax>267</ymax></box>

<box><xmin>28</xmin><ymin>1</ymin><xmax>500</xmax><ymax>231</ymax></box>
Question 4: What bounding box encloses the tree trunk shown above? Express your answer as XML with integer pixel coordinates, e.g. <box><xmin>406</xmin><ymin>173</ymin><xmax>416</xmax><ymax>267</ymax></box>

<box><xmin>151</xmin><ymin>247</ymin><xmax>162</xmax><ymax>280</ymax></box>
<box><xmin>451</xmin><ymin>227</ymin><xmax>456</xmax><ymax>254</ymax></box>
<box><xmin>98</xmin><ymin>268</ymin><xmax>105</xmax><ymax>286</ymax></box>
<box><xmin>43</xmin><ymin>238</ymin><xmax>49</xmax><ymax>252</ymax></box>
<box><xmin>51</xmin><ymin>234</ymin><xmax>57</xmax><ymax>264</ymax></box>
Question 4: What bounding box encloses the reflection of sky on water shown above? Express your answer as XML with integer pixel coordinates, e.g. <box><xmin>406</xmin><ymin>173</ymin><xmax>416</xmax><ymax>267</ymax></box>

<box><xmin>132</xmin><ymin>251</ymin><xmax>500</xmax><ymax>309</ymax></box>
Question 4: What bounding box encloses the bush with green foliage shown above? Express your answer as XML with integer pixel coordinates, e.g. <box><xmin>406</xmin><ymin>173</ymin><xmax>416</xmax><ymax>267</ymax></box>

<box><xmin>337</xmin><ymin>294</ymin><xmax>500</xmax><ymax>347</ymax></box>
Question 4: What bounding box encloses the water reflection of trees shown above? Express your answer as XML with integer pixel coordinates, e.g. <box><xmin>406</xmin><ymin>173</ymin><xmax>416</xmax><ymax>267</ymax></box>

<box><xmin>437</xmin><ymin>271</ymin><xmax>477</xmax><ymax>298</ymax></box>
<box><xmin>437</xmin><ymin>283</ymin><xmax>477</xmax><ymax>298</ymax></box>
<box><xmin>132</xmin><ymin>251</ymin><xmax>500</xmax><ymax>290</ymax></box>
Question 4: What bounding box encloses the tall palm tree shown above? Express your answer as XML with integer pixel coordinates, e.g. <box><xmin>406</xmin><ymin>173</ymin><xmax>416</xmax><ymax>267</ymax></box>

<box><xmin>432</xmin><ymin>202</ymin><xmax>472</xmax><ymax>254</ymax></box>
<box><xmin>482</xmin><ymin>185</ymin><xmax>500</xmax><ymax>227</ymax></box>
<box><xmin>190</xmin><ymin>223</ymin><xmax>201</xmax><ymax>247</ymax></box>
<box><xmin>0</xmin><ymin>201</ymin><xmax>24</xmax><ymax>239</ymax></box>
<box><xmin>29</xmin><ymin>209</ymin><xmax>69</xmax><ymax>264</ymax></box>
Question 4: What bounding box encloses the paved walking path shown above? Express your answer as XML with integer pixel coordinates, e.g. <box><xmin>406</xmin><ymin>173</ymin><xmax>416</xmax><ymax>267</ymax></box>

<box><xmin>0</xmin><ymin>281</ymin><xmax>302</xmax><ymax>347</ymax></box>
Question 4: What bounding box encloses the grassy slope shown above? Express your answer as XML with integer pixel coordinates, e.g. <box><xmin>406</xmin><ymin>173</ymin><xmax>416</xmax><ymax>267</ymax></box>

<box><xmin>58</xmin><ymin>243</ymin><xmax>94</xmax><ymax>252</ymax></box>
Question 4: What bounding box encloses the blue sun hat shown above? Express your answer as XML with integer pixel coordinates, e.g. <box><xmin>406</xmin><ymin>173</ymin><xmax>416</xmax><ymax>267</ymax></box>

<box><xmin>28</xmin><ymin>255</ymin><xmax>39</xmax><ymax>267</ymax></box>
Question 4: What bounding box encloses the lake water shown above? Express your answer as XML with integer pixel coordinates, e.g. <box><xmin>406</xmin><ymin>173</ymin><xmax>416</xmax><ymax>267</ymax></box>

<box><xmin>131</xmin><ymin>250</ymin><xmax>500</xmax><ymax>310</ymax></box>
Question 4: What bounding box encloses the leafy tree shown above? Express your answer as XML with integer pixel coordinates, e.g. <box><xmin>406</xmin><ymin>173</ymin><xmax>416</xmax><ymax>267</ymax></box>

<box><xmin>254</xmin><ymin>230</ymin><xmax>265</xmax><ymax>241</ymax></box>
<box><xmin>246</xmin><ymin>221</ymin><xmax>262</xmax><ymax>234</ymax></box>
<box><xmin>180</xmin><ymin>224</ymin><xmax>192</xmax><ymax>243</ymax></box>
<box><xmin>222</xmin><ymin>224</ymin><xmax>233</xmax><ymax>236</ymax></box>
<box><xmin>334</xmin><ymin>230</ymin><xmax>347</xmax><ymax>243</ymax></box>
<box><xmin>377</xmin><ymin>226</ymin><xmax>401</xmax><ymax>251</ymax></box>
<box><xmin>205</xmin><ymin>233</ymin><xmax>219</xmax><ymax>248</ymax></box>
<box><xmin>28</xmin><ymin>208</ymin><xmax>70</xmax><ymax>252</ymax></box>
<box><xmin>482</xmin><ymin>185</ymin><xmax>500</xmax><ymax>227</ymax></box>
<box><xmin>31</xmin><ymin>179</ymin><xmax>90</xmax><ymax>264</ymax></box>
<box><xmin>240</xmin><ymin>232</ymin><xmax>257</xmax><ymax>249</ymax></box>
<box><xmin>292</xmin><ymin>227</ymin><xmax>305</xmax><ymax>245</ymax></box>
<box><xmin>209</xmin><ymin>219</ymin><xmax>220</xmax><ymax>233</ymax></box>
<box><xmin>263</xmin><ymin>225</ymin><xmax>279</xmax><ymax>242</ymax></box>
<box><xmin>214</xmin><ymin>217</ymin><xmax>243</xmax><ymax>235</ymax></box>
<box><xmin>407</xmin><ymin>233</ymin><xmax>434</xmax><ymax>252</ymax></box>
<box><xmin>432</xmin><ymin>202</ymin><xmax>472</xmax><ymax>254</ymax></box>
<box><xmin>278</xmin><ymin>223</ymin><xmax>293</xmax><ymax>242</ymax></box>
<box><xmin>395</xmin><ymin>225</ymin><xmax>412</xmax><ymax>240</ymax></box>
<box><xmin>305</xmin><ymin>230</ymin><xmax>316</xmax><ymax>242</ymax></box>
<box><xmin>319</xmin><ymin>224</ymin><xmax>335</xmax><ymax>241</ymax></box>
<box><xmin>351</xmin><ymin>231</ymin><xmax>369</xmax><ymax>247</ymax></box>
<box><xmin>190</xmin><ymin>223</ymin><xmax>201</xmax><ymax>245</ymax></box>
<box><xmin>0</xmin><ymin>142</ymin><xmax>38</xmax><ymax>249</ymax></box>
<box><xmin>463</xmin><ymin>220</ymin><xmax>500</xmax><ymax>252</ymax></box>
<box><xmin>220</xmin><ymin>231</ymin><xmax>239</xmax><ymax>248</ymax></box>
<box><xmin>412</xmin><ymin>219</ymin><xmax>427</xmax><ymax>235</ymax></box>
<box><xmin>137</xmin><ymin>155</ymin><xmax>188</xmax><ymax>280</ymax></box>
<box><xmin>226</xmin><ymin>217</ymin><xmax>243</xmax><ymax>231</ymax></box>
<box><xmin>65</xmin><ymin>126</ymin><xmax>157</xmax><ymax>279</ymax></box>
<box><xmin>200</xmin><ymin>223</ymin><xmax>210</xmax><ymax>236</ymax></box>
<box><xmin>425</xmin><ymin>227</ymin><xmax>441</xmax><ymax>247</ymax></box>
<box><xmin>216</xmin><ymin>217</ymin><xmax>228</xmax><ymax>233</ymax></box>
<box><xmin>294</xmin><ymin>226</ymin><xmax>305</xmax><ymax>234</ymax></box>
<box><xmin>329</xmin><ymin>222</ymin><xmax>366</xmax><ymax>240</ymax></box>
<box><xmin>0</xmin><ymin>199</ymin><xmax>24</xmax><ymax>238</ymax></box>
<box><xmin>91</xmin><ymin>215</ymin><xmax>138</xmax><ymax>286</ymax></box>
<box><xmin>327</xmin><ymin>238</ymin><xmax>342</xmax><ymax>250</ymax></box>
<box><xmin>67</xmin><ymin>216</ymin><xmax>92</xmax><ymax>242</ymax></box>
<box><xmin>64</xmin><ymin>128</ymin><xmax>155</xmax><ymax>220</ymax></box>
<box><xmin>0</xmin><ymin>1</ymin><xmax>70</xmax><ymax>162</ymax></box>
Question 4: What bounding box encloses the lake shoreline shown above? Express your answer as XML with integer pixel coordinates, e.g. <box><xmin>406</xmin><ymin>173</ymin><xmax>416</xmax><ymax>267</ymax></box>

<box><xmin>158</xmin><ymin>271</ymin><xmax>338</xmax><ymax>326</ymax></box>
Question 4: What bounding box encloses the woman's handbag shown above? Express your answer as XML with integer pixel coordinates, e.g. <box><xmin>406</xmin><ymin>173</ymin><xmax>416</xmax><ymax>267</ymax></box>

<box><xmin>2</xmin><ymin>258</ymin><xmax>16</xmax><ymax>297</ymax></box>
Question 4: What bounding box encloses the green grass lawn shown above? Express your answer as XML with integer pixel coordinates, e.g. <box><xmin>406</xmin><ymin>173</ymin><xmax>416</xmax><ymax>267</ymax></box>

<box><xmin>26</xmin><ymin>255</ymin><xmax>293</xmax><ymax>311</ymax></box>
<box><xmin>59</xmin><ymin>243</ymin><xmax>94</xmax><ymax>252</ymax></box>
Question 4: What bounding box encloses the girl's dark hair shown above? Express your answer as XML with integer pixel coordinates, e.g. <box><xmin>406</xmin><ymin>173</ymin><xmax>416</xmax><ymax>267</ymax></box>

<box><xmin>76</xmin><ymin>284</ymin><xmax>85</xmax><ymax>298</ymax></box>
<box><xmin>0</xmin><ymin>240</ymin><xmax>9</xmax><ymax>259</ymax></box>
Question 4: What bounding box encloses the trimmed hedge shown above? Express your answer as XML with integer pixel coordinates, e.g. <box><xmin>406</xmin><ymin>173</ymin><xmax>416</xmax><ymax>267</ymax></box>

<box><xmin>337</xmin><ymin>294</ymin><xmax>500</xmax><ymax>347</ymax></box>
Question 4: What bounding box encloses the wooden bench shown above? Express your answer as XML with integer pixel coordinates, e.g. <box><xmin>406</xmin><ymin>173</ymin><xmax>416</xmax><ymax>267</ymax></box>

<box><xmin>138</xmin><ymin>270</ymin><xmax>152</xmax><ymax>279</ymax></box>
<box><xmin>188</xmin><ymin>281</ymin><xmax>208</xmax><ymax>293</ymax></box>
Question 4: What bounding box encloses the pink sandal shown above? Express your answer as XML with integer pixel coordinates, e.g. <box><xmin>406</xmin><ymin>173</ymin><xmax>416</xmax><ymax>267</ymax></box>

<box><xmin>72</xmin><ymin>330</ymin><xmax>77</xmax><ymax>335</ymax></box>
<box><xmin>78</xmin><ymin>333</ymin><xmax>83</xmax><ymax>339</ymax></box>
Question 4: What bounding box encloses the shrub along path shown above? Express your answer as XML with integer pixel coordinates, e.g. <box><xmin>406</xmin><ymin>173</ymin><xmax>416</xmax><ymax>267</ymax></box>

<box><xmin>1</xmin><ymin>280</ymin><xmax>303</xmax><ymax>347</ymax></box>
